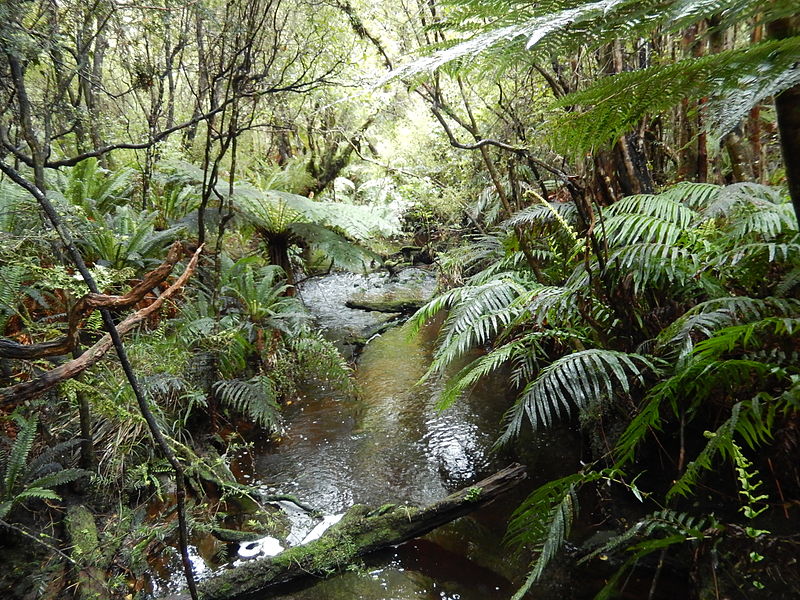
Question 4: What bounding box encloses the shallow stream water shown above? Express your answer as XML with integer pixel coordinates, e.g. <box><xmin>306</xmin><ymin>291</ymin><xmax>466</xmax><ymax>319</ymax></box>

<box><xmin>237</xmin><ymin>271</ymin><xmax>581</xmax><ymax>600</ymax></box>
<box><xmin>153</xmin><ymin>270</ymin><xmax>583</xmax><ymax>599</ymax></box>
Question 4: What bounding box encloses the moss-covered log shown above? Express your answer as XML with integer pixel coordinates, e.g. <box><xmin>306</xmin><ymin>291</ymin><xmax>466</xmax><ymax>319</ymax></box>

<box><xmin>189</xmin><ymin>463</ymin><xmax>525</xmax><ymax>600</ymax></box>
<box><xmin>65</xmin><ymin>505</ymin><xmax>108</xmax><ymax>600</ymax></box>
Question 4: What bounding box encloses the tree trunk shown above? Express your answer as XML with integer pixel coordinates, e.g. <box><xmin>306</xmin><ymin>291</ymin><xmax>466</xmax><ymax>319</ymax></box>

<box><xmin>187</xmin><ymin>464</ymin><xmax>526</xmax><ymax>600</ymax></box>
<box><xmin>768</xmin><ymin>16</ymin><xmax>800</xmax><ymax>229</ymax></box>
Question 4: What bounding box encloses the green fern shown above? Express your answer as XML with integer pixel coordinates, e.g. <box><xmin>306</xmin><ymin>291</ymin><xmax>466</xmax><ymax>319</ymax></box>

<box><xmin>553</xmin><ymin>36</ymin><xmax>800</xmax><ymax>153</ymax></box>
<box><xmin>0</xmin><ymin>415</ymin><xmax>89</xmax><ymax>520</ymax></box>
<box><xmin>438</xmin><ymin>329</ymin><xmax>586</xmax><ymax>410</ymax></box>
<box><xmin>213</xmin><ymin>376</ymin><xmax>282</xmax><ymax>432</ymax></box>
<box><xmin>506</xmin><ymin>470</ymin><xmax>605</xmax><ymax>599</ymax></box>
<box><xmin>498</xmin><ymin>349</ymin><xmax>655</xmax><ymax>444</ymax></box>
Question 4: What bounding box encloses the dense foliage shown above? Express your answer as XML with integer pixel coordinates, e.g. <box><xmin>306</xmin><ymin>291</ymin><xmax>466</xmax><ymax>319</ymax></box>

<box><xmin>0</xmin><ymin>0</ymin><xmax>798</xmax><ymax>598</ymax></box>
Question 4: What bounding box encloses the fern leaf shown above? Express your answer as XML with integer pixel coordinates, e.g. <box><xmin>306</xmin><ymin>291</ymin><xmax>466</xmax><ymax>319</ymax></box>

<box><xmin>26</xmin><ymin>468</ymin><xmax>89</xmax><ymax>491</ymax></box>
<box><xmin>498</xmin><ymin>349</ymin><xmax>654</xmax><ymax>443</ymax></box>
<box><xmin>214</xmin><ymin>376</ymin><xmax>282</xmax><ymax>431</ymax></box>
<box><xmin>3</xmin><ymin>416</ymin><xmax>37</xmax><ymax>494</ymax></box>
<box><xmin>668</xmin><ymin>405</ymin><xmax>741</xmax><ymax>500</ymax></box>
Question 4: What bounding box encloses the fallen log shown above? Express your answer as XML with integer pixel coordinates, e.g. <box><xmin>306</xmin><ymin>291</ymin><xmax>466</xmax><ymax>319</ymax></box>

<box><xmin>192</xmin><ymin>463</ymin><xmax>526</xmax><ymax>600</ymax></box>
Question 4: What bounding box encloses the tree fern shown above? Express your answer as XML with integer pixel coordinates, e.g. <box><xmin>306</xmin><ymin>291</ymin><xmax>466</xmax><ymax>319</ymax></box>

<box><xmin>389</xmin><ymin>0</ymin><xmax>788</xmax><ymax>80</ymax></box>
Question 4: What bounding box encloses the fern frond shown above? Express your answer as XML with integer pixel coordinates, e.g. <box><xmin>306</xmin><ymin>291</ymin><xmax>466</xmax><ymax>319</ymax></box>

<box><xmin>607</xmin><ymin>243</ymin><xmax>699</xmax><ymax>294</ymax></box>
<box><xmin>553</xmin><ymin>37</ymin><xmax>800</xmax><ymax>153</ymax></box>
<box><xmin>498</xmin><ymin>349</ymin><xmax>654</xmax><ymax>443</ymax></box>
<box><xmin>290</xmin><ymin>222</ymin><xmax>381</xmax><ymax>272</ymax></box>
<box><xmin>659</xmin><ymin>182</ymin><xmax>721</xmax><ymax>209</ymax></box>
<box><xmin>289</xmin><ymin>332</ymin><xmax>353</xmax><ymax>393</ymax></box>
<box><xmin>3</xmin><ymin>416</ymin><xmax>37</xmax><ymax>494</ymax></box>
<box><xmin>25</xmin><ymin>438</ymin><xmax>82</xmax><ymax>481</ymax></box>
<box><xmin>427</xmin><ymin>278</ymin><xmax>527</xmax><ymax>376</ymax></box>
<box><xmin>511</xmin><ymin>488</ymin><xmax>577</xmax><ymax>600</ymax></box>
<box><xmin>506</xmin><ymin>469</ymin><xmax>605</xmax><ymax>597</ymax></box>
<box><xmin>668</xmin><ymin>405</ymin><xmax>741</xmax><ymax>499</ymax></box>
<box><xmin>604</xmin><ymin>193</ymin><xmax>697</xmax><ymax>227</ymax></box>
<box><xmin>714</xmin><ymin>242</ymin><xmax>800</xmax><ymax>267</ymax></box>
<box><xmin>613</xmin><ymin>394</ymin><xmax>663</xmax><ymax>466</ymax></box>
<box><xmin>657</xmin><ymin>296</ymin><xmax>800</xmax><ymax>361</ymax></box>
<box><xmin>26</xmin><ymin>468</ymin><xmax>88</xmax><ymax>491</ymax></box>
<box><xmin>213</xmin><ymin>376</ymin><xmax>282</xmax><ymax>431</ymax></box>
<box><xmin>603</xmin><ymin>213</ymin><xmax>692</xmax><ymax>247</ymax></box>
<box><xmin>438</xmin><ymin>329</ymin><xmax>583</xmax><ymax>410</ymax></box>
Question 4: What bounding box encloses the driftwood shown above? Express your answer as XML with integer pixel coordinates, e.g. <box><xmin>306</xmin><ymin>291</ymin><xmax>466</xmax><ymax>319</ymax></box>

<box><xmin>0</xmin><ymin>242</ymin><xmax>185</xmax><ymax>360</ymax></box>
<box><xmin>0</xmin><ymin>246</ymin><xmax>202</xmax><ymax>405</ymax></box>
<box><xmin>191</xmin><ymin>463</ymin><xmax>526</xmax><ymax>600</ymax></box>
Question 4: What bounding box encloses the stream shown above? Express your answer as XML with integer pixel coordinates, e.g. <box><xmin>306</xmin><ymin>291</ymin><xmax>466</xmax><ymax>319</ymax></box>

<box><xmin>154</xmin><ymin>269</ymin><xmax>584</xmax><ymax>599</ymax></box>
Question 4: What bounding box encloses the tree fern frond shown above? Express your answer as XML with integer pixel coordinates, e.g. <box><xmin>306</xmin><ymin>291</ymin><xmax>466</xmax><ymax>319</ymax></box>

<box><xmin>439</xmin><ymin>278</ymin><xmax>526</xmax><ymax>343</ymax></box>
<box><xmin>503</xmin><ymin>201</ymin><xmax>580</xmax><ymax>231</ymax></box>
<box><xmin>693</xmin><ymin>317</ymin><xmax>800</xmax><ymax>362</ymax></box>
<box><xmin>498</xmin><ymin>349</ymin><xmax>654</xmax><ymax>443</ymax></box>
<box><xmin>518</xmin><ymin>285</ymin><xmax>581</xmax><ymax>327</ymax></box>
<box><xmin>728</xmin><ymin>203</ymin><xmax>797</xmax><ymax>240</ymax></box>
<box><xmin>388</xmin><ymin>0</ymin><xmax>782</xmax><ymax>82</ymax></box>
<box><xmin>506</xmin><ymin>469</ymin><xmax>605</xmax><ymax>596</ymax></box>
<box><xmin>408</xmin><ymin>287</ymin><xmax>465</xmax><ymax>336</ymax></box>
<box><xmin>553</xmin><ymin>37</ymin><xmax>800</xmax><ymax>154</ymax></box>
<box><xmin>290</xmin><ymin>222</ymin><xmax>382</xmax><ymax>272</ymax></box>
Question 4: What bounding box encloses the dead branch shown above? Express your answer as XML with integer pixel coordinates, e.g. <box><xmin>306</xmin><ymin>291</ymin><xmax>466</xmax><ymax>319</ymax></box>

<box><xmin>0</xmin><ymin>246</ymin><xmax>202</xmax><ymax>406</ymax></box>
<box><xmin>0</xmin><ymin>242</ymin><xmax>185</xmax><ymax>360</ymax></box>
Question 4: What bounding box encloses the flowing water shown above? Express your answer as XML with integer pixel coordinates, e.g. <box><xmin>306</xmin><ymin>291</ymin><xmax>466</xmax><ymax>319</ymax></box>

<box><xmin>153</xmin><ymin>270</ymin><xmax>583</xmax><ymax>598</ymax></box>
<box><xmin>235</xmin><ymin>271</ymin><xmax>581</xmax><ymax>600</ymax></box>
